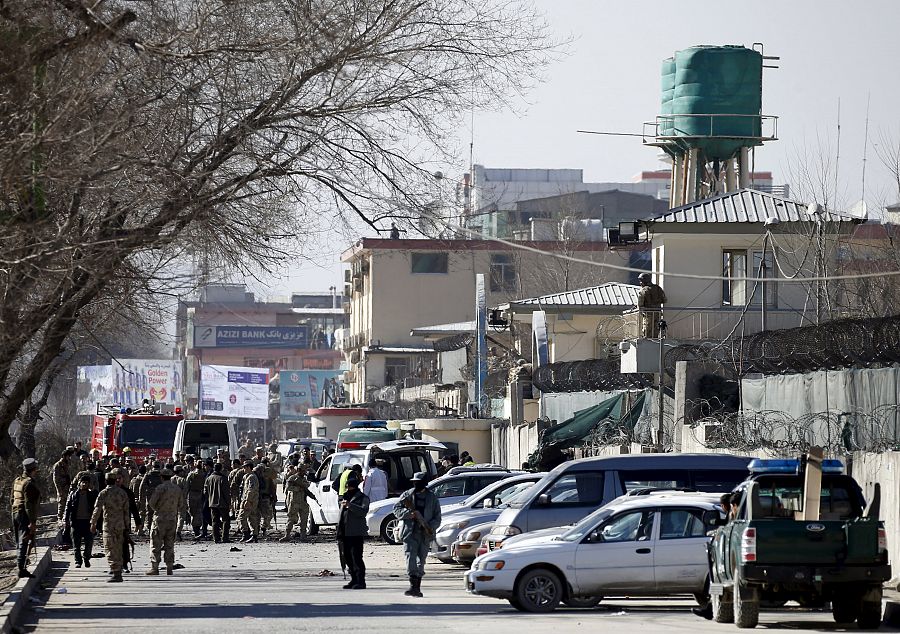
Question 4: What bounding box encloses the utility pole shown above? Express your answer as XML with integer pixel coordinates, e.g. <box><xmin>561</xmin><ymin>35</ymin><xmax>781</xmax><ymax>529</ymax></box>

<box><xmin>656</xmin><ymin>318</ymin><xmax>668</xmax><ymax>452</ymax></box>
<box><xmin>474</xmin><ymin>274</ymin><xmax>487</xmax><ymax>418</ymax></box>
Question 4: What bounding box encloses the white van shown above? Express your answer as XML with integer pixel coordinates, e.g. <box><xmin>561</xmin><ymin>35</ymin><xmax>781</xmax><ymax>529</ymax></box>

<box><xmin>173</xmin><ymin>418</ymin><xmax>238</xmax><ymax>461</ymax></box>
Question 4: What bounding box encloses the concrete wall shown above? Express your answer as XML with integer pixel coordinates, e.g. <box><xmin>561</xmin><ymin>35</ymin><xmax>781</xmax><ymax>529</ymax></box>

<box><xmin>403</xmin><ymin>418</ymin><xmax>494</xmax><ymax>463</ymax></box>
<box><xmin>850</xmin><ymin>451</ymin><xmax>900</xmax><ymax>584</ymax></box>
<box><xmin>491</xmin><ymin>419</ymin><xmax>545</xmax><ymax>468</ymax></box>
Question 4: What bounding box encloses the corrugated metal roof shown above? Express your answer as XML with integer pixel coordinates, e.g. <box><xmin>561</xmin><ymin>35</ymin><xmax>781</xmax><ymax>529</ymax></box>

<box><xmin>510</xmin><ymin>282</ymin><xmax>640</xmax><ymax>308</ymax></box>
<box><xmin>410</xmin><ymin>321</ymin><xmax>476</xmax><ymax>336</ymax></box>
<box><xmin>648</xmin><ymin>189</ymin><xmax>855</xmax><ymax>225</ymax></box>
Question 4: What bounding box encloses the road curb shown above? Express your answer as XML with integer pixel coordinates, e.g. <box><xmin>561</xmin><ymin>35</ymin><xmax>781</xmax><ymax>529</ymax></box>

<box><xmin>0</xmin><ymin>544</ymin><xmax>53</xmax><ymax>634</ymax></box>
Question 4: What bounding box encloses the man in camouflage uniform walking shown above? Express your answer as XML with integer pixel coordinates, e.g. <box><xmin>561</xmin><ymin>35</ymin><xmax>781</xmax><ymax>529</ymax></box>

<box><xmin>138</xmin><ymin>460</ymin><xmax>163</xmax><ymax>533</ymax></box>
<box><xmin>147</xmin><ymin>468</ymin><xmax>184</xmax><ymax>575</ymax></box>
<box><xmin>11</xmin><ymin>458</ymin><xmax>42</xmax><ymax>577</ymax></box>
<box><xmin>52</xmin><ymin>449</ymin><xmax>74</xmax><ymax>521</ymax></box>
<box><xmin>90</xmin><ymin>472</ymin><xmax>130</xmax><ymax>582</ymax></box>
<box><xmin>185</xmin><ymin>460</ymin><xmax>206</xmax><ymax>538</ymax></box>
<box><xmin>281</xmin><ymin>464</ymin><xmax>316</xmax><ymax>542</ymax></box>
<box><xmin>238</xmin><ymin>461</ymin><xmax>260</xmax><ymax>543</ymax></box>
<box><xmin>227</xmin><ymin>458</ymin><xmax>243</xmax><ymax>525</ymax></box>
<box><xmin>173</xmin><ymin>465</ymin><xmax>189</xmax><ymax>540</ymax></box>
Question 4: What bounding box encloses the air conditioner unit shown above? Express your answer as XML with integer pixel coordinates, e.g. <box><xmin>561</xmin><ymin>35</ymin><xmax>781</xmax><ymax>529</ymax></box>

<box><xmin>353</xmin><ymin>277</ymin><xmax>363</xmax><ymax>292</ymax></box>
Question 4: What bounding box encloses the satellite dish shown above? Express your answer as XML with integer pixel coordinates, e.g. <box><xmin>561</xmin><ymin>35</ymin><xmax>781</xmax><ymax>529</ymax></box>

<box><xmin>806</xmin><ymin>202</ymin><xmax>822</xmax><ymax>216</ymax></box>
<box><xmin>848</xmin><ymin>200</ymin><xmax>868</xmax><ymax>220</ymax></box>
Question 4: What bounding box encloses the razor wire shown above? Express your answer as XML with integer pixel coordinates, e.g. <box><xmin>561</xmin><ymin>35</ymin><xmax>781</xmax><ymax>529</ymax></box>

<box><xmin>686</xmin><ymin>404</ymin><xmax>900</xmax><ymax>456</ymax></box>
<box><xmin>532</xmin><ymin>358</ymin><xmax>652</xmax><ymax>393</ymax></box>
<box><xmin>664</xmin><ymin>314</ymin><xmax>900</xmax><ymax>378</ymax></box>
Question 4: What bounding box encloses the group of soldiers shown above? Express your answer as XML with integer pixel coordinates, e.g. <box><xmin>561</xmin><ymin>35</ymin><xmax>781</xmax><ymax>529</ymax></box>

<box><xmin>13</xmin><ymin>442</ymin><xmax>322</xmax><ymax>581</ymax></box>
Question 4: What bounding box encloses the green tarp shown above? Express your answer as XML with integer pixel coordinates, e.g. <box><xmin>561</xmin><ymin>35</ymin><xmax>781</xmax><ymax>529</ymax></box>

<box><xmin>541</xmin><ymin>391</ymin><xmax>646</xmax><ymax>449</ymax></box>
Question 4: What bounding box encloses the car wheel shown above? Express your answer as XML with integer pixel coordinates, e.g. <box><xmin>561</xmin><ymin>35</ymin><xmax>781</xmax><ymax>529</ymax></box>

<box><xmin>380</xmin><ymin>515</ymin><xmax>400</xmax><ymax>545</ymax></box>
<box><xmin>733</xmin><ymin>570</ymin><xmax>759</xmax><ymax>629</ymax></box>
<box><xmin>514</xmin><ymin>568</ymin><xmax>563</xmax><ymax>613</ymax></box>
<box><xmin>712</xmin><ymin>588</ymin><xmax>734</xmax><ymax>624</ymax></box>
<box><xmin>563</xmin><ymin>596</ymin><xmax>602</xmax><ymax>608</ymax></box>
<box><xmin>308</xmin><ymin>514</ymin><xmax>319</xmax><ymax>536</ymax></box>
<box><xmin>857</xmin><ymin>587</ymin><xmax>883</xmax><ymax>630</ymax></box>
<box><xmin>508</xmin><ymin>596</ymin><xmax>525</xmax><ymax>611</ymax></box>
<box><xmin>831</xmin><ymin>597</ymin><xmax>860</xmax><ymax>624</ymax></box>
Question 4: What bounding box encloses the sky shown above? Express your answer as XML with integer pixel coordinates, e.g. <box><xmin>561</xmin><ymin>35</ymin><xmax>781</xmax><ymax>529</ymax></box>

<box><xmin>253</xmin><ymin>0</ymin><xmax>900</xmax><ymax>300</ymax></box>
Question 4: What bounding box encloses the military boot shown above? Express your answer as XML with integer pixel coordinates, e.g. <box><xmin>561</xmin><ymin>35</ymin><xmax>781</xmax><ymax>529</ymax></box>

<box><xmin>279</xmin><ymin>531</ymin><xmax>293</xmax><ymax>542</ymax></box>
<box><xmin>403</xmin><ymin>576</ymin><xmax>417</xmax><ymax>596</ymax></box>
<box><xmin>145</xmin><ymin>567</ymin><xmax>159</xmax><ymax>576</ymax></box>
<box><xmin>108</xmin><ymin>570</ymin><xmax>123</xmax><ymax>583</ymax></box>
<box><xmin>17</xmin><ymin>567</ymin><xmax>32</xmax><ymax>578</ymax></box>
<box><xmin>410</xmin><ymin>576</ymin><xmax>423</xmax><ymax>597</ymax></box>
<box><xmin>166</xmin><ymin>566</ymin><xmax>173</xmax><ymax>576</ymax></box>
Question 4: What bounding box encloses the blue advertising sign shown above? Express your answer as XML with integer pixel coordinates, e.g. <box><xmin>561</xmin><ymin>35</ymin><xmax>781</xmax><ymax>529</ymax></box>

<box><xmin>280</xmin><ymin>370</ymin><xmax>341</xmax><ymax>421</ymax></box>
<box><xmin>194</xmin><ymin>326</ymin><xmax>308</xmax><ymax>349</ymax></box>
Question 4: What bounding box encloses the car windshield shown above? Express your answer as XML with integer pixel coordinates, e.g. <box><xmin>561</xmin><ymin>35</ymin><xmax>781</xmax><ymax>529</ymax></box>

<box><xmin>119</xmin><ymin>418</ymin><xmax>180</xmax><ymax>448</ymax></box>
<box><xmin>495</xmin><ymin>482</ymin><xmax>536</xmax><ymax>507</ymax></box>
<box><xmin>557</xmin><ymin>507</ymin><xmax>614</xmax><ymax>542</ymax></box>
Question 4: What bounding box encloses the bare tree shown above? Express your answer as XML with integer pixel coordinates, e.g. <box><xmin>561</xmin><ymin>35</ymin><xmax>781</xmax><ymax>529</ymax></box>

<box><xmin>0</xmin><ymin>0</ymin><xmax>553</xmax><ymax>458</ymax></box>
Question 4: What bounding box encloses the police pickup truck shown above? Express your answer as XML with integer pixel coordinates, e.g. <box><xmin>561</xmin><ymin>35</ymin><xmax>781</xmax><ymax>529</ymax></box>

<box><xmin>708</xmin><ymin>449</ymin><xmax>890</xmax><ymax>629</ymax></box>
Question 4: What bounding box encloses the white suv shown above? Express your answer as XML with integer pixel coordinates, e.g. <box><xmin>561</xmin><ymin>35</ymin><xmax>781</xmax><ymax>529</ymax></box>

<box><xmin>465</xmin><ymin>493</ymin><xmax>724</xmax><ymax>612</ymax></box>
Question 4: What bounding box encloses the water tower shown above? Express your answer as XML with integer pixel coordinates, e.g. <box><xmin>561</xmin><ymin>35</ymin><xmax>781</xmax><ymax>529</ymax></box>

<box><xmin>646</xmin><ymin>44</ymin><xmax>779</xmax><ymax>207</ymax></box>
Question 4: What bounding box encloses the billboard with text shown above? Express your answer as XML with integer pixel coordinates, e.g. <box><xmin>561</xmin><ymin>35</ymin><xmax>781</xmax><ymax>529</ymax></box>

<box><xmin>201</xmin><ymin>364</ymin><xmax>269</xmax><ymax>419</ymax></box>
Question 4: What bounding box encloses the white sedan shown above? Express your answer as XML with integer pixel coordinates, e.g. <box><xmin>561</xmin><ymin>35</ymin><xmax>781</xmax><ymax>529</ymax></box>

<box><xmin>465</xmin><ymin>493</ymin><xmax>723</xmax><ymax>613</ymax></box>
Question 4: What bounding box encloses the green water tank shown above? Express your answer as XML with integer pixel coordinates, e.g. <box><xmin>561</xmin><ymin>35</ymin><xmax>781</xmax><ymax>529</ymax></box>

<box><xmin>660</xmin><ymin>57</ymin><xmax>676</xmax><ymax>137</ymax></box>
<box><xmin>670</xmin><ymin>45</ymin><xmax>763</xmax><ymax>160</ymax></box>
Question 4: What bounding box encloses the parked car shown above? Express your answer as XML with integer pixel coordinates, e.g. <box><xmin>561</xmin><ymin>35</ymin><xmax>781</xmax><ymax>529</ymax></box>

<box><xmin>274</xmin><ymin>438</ymin><xmax>335</xmax><ymax>462</ymax></box>
<box><xmin>431</xmin><ymin>473</ymin><xmax>543</xmax><ymax>562</ymax></box>
<box><xmin>306</xmin><ymin>439</ymin><xmax>445</xmax><ymax>534</ymax></box>
<box><xmin>483</xmin><ymin>453</ymin><xmax>751</xmax><ymax>552</ymax></box>
<box><xmin>366</xmin><ymin>467</ymin><xmax>523</xmax><ymax>544</ymax></box>
<box><xmin>466</xmin><ymin>492</ymin><xmax>724</xmax><ymax>612</ymax></box>
<box><xmin>335</xmin><ymin>420</ymin><xmax>397</xmax><ymax>451</ymax></box>
<box><xmin>452</xmin><ymin>521</ymin><xmax>495</xmax><ymax>566</ymax></box>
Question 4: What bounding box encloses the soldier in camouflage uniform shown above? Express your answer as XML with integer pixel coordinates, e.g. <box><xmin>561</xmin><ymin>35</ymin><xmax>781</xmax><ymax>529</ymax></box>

<box><xmin>238</xmin><ymin>461</ymin><xmax>260</xmax><ymax>543</ymax></box>
<box><xmin>185</xmin><ymin>461</ymin><xmax>206</xmax><ymax>538</ymax></box>
<box><xmin>173</xmin><ymin>465</ymin><xmax>189</xmax><ymax>540</ymax></box>
<box><xmin>281</xmin><ymin>465</ymin><xmax>316</xmax><ymax>542</ymax></box>
<box><xmin>90</xmin><ymin>472</ymin><xmax>130</xmax><ymax>582</ymax></box>
<box><xmin>52</xmin><ymin>449</ymin><xmax>74</xmax><ymax>520</ymax></box>
<box><xmin>147</xmin><ymin>468</ymin><xmax>184</xmax><ymax>575</ymax></box>
<box><xmin>11</xmin><ymin>458</ymin><xmax>42</xmax><ymax>577</ymax></box>
<box><xmin>138</xmin><ymin>461</ymin><xmax>163</xmax><ymax>530</ymax></box>
<box><xmin>255</xmin><ymin>464</ymin><xmax>274</xmax><ymax>535</ymax></box>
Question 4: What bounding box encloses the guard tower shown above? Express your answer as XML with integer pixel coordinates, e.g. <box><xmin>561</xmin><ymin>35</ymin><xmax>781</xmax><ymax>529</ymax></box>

<box><xmin>645</xmin><ymin>44</ymin><xmax>778</xmax><ymax>207</ymax></box>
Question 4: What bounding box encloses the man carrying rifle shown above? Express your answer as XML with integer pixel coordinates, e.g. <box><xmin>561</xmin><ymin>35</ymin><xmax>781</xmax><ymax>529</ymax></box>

<box><xmin>393</xmin><ymin>472</ymin><xmax>440</xmax><ymax>598</ymax></box>
<box><xmin>11</xmin><ymin>458</ymin><xmax>42</xmax><ymax>578</ymax></box>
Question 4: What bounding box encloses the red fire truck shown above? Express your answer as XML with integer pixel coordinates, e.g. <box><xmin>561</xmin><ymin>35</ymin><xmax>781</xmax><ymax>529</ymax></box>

<box><xmin>91</xmin><ymin>401</ymin><xmax>184</xmax><ymax>463</ymax></box>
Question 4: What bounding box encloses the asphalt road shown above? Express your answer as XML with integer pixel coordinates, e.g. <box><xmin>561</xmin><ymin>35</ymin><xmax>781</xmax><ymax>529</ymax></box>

<box><xmin>16</xmin><ymin>532</ymin><xmax>900</xmax><ymax>633</ymax></box>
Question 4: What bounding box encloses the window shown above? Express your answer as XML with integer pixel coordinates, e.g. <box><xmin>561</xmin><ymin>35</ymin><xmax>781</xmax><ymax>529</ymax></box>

<box><xmin>722</xmin><ymin>249</ymin><xmax>748</xmax><ymax>305</ymax></box>
<box><xmin>659</xmin><ymin>509</ymin><xmax>706</xmax><ymax>540</ymax></box>
<box><xmin>598</xmin><ymin>510</ymin><xmax>655</xmax><ymax>543</ymax></box>
<box><xmin>384</xmin><ymin>357</ymin><xmax>409</xmax><ymax>385</ymax></box>
<box><xmin>489</xmin><ymin>254</ymin><xmax>517</xmax><ymax>292</ymax></box>
<box><xmin>411</xmin><ymin>252</ymin><xmax>448</xmax><ymax>274</ymax></box>
<box><xmin>622</xmin><ymin>470</ymin><xmax>690</xmax><ymax>492</ymax></box>
<box><xmin>750</xmin><ymin>250</ymin><xmax>777</xmax><ymax>306</ymax></box>
<box><xmin>541</xmin><ymin>472</ymin><xmax>604</xmax><ymax>507</ymax></box>
<box><xmin>723</xmin><ymin>249</ymin><xmax>776</xmax><ymax>306</ymax></box>
<box><xmin>431</xmin><ymin>478</ymin><xmax>467</xmax><ymax>498</ymax></box>
<box><xmin>398</xmin><ymin>453</ymin><xmax>429</xmax><ymax>479</ymax></box>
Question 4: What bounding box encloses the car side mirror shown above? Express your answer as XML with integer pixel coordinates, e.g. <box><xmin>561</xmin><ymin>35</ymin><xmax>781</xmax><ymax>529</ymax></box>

<box><xmin>536</xmin><ymin>493</ymin><xmax>551</xmax><ymax>506</ymax></box>
<box><xmin>483</xmin><ymin>498</ymin><xmax>493</xmax><ymax>508</ymax></box>
<box><xmin>587</xmin><ymin>529</ymin><xmax>604</xmax><ymax>544</ymax></box>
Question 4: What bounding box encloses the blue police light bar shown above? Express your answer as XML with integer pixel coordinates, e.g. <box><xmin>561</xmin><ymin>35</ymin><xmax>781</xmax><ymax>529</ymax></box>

<box><xmin>348</xmin><ymin>420</ymin><xmax>387</xmax><ymax>428</ymax></box>
<box><xmin>748</xmin><ymin>458</ymin><xmax>844</xmax><ymax>475</ymax></box>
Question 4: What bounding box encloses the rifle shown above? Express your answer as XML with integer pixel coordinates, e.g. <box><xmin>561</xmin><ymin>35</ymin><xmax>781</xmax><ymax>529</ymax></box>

<box><xmin>337</xmin><ymin>538</ymin><xmax>347</xmax><ymax>580</ymax></box>
<box><xmin>402</xmin><ymin>496</ymin><xmax>433</xmax><ymax>537</ymax></box>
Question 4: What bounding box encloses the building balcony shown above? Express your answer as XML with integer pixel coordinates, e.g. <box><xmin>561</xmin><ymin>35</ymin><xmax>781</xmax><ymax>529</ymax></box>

<box><xmin>621</xmin><ymin>306</ymin><xmax>808</xmax><ymax>342</ymax></box>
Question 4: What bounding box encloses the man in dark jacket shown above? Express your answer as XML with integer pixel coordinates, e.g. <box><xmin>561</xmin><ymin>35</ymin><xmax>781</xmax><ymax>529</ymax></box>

<box><xmin>336</xmin><ymin>474</ymin><xmax>370</xmax><ymax>590</ymax></box>
<box><xmin>204</xmin><ymin>462</ymin><xmax>231</xmax><ymax>543</ymax></box>
<box><xmin>65</xmin><ymin>474</ymin><xmax>99</xmax><ymax>567</ymax></box>
<box><xmin>393</xmin><ymin>472</ymin><xmax>441</xmax><ymax>597</ymax></box>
